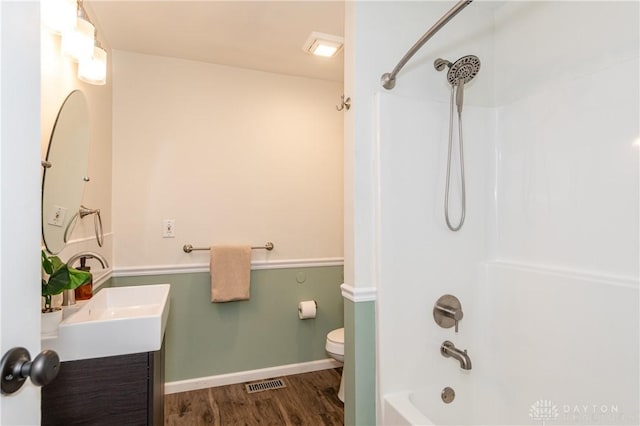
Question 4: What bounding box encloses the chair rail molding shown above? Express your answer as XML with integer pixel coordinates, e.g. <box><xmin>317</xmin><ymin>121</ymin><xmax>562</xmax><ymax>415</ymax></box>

<box><xmin>340</xmin><ymin>283</ymin><xmax>377</xmax><ymax>302</ymax></box>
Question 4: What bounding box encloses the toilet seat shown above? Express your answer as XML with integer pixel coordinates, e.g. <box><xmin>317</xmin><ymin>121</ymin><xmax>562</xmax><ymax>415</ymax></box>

<box><xmin>325</xmin><ymin>328</ymin><xmax>344</xmax><ymax>356</ymax></box>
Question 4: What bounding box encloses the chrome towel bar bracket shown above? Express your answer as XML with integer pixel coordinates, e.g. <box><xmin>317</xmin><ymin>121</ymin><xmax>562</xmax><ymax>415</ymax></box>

<box><xmin>183</xmin><ymin>242</ymin><xmax>274</xmax><ymax>253</ymax></box>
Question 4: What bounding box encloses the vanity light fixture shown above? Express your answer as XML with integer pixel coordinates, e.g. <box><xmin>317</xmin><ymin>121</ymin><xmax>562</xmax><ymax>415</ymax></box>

<box><xmin>42</xmin><ymin>0</ymin><xmax>77</xmax><ymax>35</ymax></box>
<box><xmin>302</xmin><ymin>32</ymin><xmax>344</xmax><ymax>58</ymax></box>
<box><xmin>43</xmin><ymin>0</ymin><xmax>107</xmax><ymax>86</ymax></box>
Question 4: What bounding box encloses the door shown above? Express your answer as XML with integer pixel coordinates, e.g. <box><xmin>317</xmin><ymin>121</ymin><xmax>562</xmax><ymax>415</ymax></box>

<box><xmin>1</xmin><ymin>1</ymin><xmax>44</xmax><ymax>424</ymax></box>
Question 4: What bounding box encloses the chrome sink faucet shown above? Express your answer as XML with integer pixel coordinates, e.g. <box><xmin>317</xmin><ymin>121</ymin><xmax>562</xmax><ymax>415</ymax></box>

<box><xmin>441</xmin><ymin>340</ymin><xmax>472</xmax><ymax>370</ymax></box>
<box><xmin>62</xmin><ymin>252</ymin><xmax>109</xmax><ymax>306</ymax></box>
<box><xmin>66</xmin><ymin>251</ymin><xmax>109</xmax><ymax>269</ymax></box>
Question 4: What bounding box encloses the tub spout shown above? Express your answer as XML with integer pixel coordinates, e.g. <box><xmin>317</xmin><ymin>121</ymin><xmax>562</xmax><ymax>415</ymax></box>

<box><xmin>440</xmin><ymin>340</ymin><xmax>472</xmax><ymax>370</ymax></box>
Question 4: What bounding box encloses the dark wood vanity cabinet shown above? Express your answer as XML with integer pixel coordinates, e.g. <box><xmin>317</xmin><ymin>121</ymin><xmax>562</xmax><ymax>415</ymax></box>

<box><xmin>41</xmin><ymin>342</ymin><xmax>165</xmax><ymax>426</ymax></box>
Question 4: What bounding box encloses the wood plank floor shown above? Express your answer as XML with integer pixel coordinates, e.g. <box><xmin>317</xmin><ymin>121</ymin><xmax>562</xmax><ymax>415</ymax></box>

<box><xmin>164</xmin><ymin>368</ymin><xmax>343</xmax><ymax>426</ymax></box>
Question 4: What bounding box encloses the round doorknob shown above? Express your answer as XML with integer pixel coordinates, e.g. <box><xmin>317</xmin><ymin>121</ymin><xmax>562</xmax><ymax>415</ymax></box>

<box><xmin>1</xmin><ymin>347</ymin><xmax>60</xmax><ymax>394</ymax></box>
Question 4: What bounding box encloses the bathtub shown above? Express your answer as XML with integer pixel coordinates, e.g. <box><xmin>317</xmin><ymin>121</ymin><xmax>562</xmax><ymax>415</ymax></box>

<box><xmin>385</xmin><ymin>391</ymin><xmax>433</xmax><ymax>425</ymax></box>
<box><xmin>384</xmin><ymin>383</ymin><xmax>513</xmax><ymax>425</ymax></box>
<box><xmin>384</xmin><ymin>386</ymin><xmax>637</xmax><ymax>426</ymax></box>
<box><xmin>384</xmin><ymin>389</ymin><xmax>487</xmax><ymax>426</ymax></box>
<box><xmin>380</xmin><ymin>262</ymin><xmax>640</xmax><ymax>426</ymax></box>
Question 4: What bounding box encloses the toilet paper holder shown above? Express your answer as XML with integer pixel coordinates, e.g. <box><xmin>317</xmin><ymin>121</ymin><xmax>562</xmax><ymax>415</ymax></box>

<box><xmin>298</xmin><ymin>300</ymin><xmax>318</xmax><ymax>319</ymax></box>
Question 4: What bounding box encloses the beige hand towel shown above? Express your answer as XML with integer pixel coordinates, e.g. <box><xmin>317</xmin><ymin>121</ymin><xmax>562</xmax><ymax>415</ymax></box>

<box><xmin>210</xmin><ymin>245</ymin><xmax>252</xmax><ymax>302</ymax></box>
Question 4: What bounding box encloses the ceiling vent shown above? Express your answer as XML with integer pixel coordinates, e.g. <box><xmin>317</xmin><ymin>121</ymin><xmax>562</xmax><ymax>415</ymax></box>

<box><xmin>302</xmin><ymin>32</ymin><xmax>344</xmax><ymax>58</ymax></box>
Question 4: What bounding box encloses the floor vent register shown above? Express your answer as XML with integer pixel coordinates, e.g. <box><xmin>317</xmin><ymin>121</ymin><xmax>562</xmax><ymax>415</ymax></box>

<box><xmin>245</xmin><ymin>378</ymin><xmax>287</xmax><ymax>394</ymax></box>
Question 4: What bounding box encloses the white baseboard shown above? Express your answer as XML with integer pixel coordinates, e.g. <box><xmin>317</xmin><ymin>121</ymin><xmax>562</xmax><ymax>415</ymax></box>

<box><xmin>165</xmin><ymin>358</ymin><xmax>342</xmax><ymax>395</ymax></box>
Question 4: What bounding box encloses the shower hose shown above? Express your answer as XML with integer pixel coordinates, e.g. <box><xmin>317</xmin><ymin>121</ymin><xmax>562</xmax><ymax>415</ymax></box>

<box><xmin>444</xmin><ymin>82</ymin><xmax>466</xmax><ymax>232</ymax></box>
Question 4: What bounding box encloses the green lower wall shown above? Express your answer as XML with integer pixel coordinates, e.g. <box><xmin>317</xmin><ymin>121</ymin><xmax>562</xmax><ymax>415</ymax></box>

<box><xmin>344</xmin><ymin>299</ymin><xmax>376</xmax><ymax>426</ymax></box>
<box><xmin>111</xmin><ymin>266</ymin><xmax>344</xmax><ymax>382</ymax></box>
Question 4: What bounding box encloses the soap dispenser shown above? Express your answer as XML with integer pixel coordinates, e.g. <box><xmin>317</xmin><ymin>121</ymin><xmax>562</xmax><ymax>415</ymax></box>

<box><xmin>74</xmin><ymin>257</ymin><xmax>93</xmax><ymax>300</ymax></box>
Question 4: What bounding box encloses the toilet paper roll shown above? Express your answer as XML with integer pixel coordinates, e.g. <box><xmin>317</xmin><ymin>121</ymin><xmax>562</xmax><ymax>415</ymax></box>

<box><xmin>298</xmin><ymin>300</ymin><xmax>317</xmax><ymax>319</ymax></box>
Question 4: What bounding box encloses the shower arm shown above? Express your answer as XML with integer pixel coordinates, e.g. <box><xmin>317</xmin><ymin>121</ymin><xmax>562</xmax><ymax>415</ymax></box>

<box><xmin>380</xmin><ymin>0</ymin><xmax>473</xmax><ymax>90</ymax></box>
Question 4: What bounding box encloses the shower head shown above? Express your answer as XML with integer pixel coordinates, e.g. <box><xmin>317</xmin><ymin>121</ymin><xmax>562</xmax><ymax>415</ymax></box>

<box><xmin>446</xmin><ymin>55</ymin><xmax>480</xmax><ymax>85</ymax></box>
<box><xmin>435</xmin><ymin>55</ymin><xmax>481</xmax><ymax>115</ymax></box>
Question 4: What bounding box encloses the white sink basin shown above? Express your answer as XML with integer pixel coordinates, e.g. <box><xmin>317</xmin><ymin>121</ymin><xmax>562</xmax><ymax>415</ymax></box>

<box><xmin>43</xmin><ymin>284</ymin><xmax>170</xmax><ymax>362</ymax></box>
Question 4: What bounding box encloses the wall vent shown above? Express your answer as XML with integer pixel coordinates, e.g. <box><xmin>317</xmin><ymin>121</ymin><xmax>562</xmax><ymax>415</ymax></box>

<box><xmin>245</xmin><ymin>378</ymin><xmax>286</xmax><ymax>394</ymax></box>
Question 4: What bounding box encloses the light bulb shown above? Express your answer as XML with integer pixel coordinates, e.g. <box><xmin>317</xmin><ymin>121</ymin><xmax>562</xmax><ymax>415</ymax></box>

<box><xmin>302</xmin><ymin>32</ymin><xmax>344</xmax><ymax>58</ymax></box>
<box><xmin>42</xmin><ymin>0</ymin><xmax>77</xmax><ymax>34</ymax></box>
<box><xmin>311</xmin><ymin>42</ymin><xmax>340</xmax><ymax>57</ymax></box>
<box><xmin>61</xmin><ymin>17</ymin><xmax>95</xmax><ymax>62</ymax></box>
<box><xmin>78</xmin><ymin>45</ymin><xmax>107</xmax><ymax>85</ymax></box>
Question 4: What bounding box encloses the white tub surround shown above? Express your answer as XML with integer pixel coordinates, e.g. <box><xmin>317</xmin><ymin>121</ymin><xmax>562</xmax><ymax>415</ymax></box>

<box><xmin>373</xmin><ymin>1</ymin><xmax>639</xmax><ymax>425</ymax></box>
<box><xmin>384</xmin><ymin>262</ymin><xmax>639</xmax><ymax>425</ymax></box>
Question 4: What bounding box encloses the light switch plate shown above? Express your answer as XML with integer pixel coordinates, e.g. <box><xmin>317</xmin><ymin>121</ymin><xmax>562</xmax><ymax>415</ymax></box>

<box><xmin>162</xmin><ymin>219</ymin><xmax>175</xmax><ymax>238</ymax></box>
<box><xmin>47</xmin><ymin>205</ymin><xmax>67</xmax><ymax>227</ymax></box>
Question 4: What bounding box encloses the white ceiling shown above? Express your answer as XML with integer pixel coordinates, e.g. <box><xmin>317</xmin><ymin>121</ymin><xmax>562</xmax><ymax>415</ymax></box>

<box><xmin>85</xmin><ymin>1</ymin><xmax>345</xmax><ymax>82</ymax></box>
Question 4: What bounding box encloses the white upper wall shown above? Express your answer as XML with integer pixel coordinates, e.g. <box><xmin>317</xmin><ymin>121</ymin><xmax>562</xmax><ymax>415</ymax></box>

<box><xmin>112</xmin><ymin>50</ymin><xmax>344</xmax><ymax>268</ymax></box>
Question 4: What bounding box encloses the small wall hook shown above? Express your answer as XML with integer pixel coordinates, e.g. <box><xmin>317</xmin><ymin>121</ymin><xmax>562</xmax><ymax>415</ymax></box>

<box><xmin>336</xmin><ymin>95</ymin><xmax>351</xmax><ymax>111</ymax></box>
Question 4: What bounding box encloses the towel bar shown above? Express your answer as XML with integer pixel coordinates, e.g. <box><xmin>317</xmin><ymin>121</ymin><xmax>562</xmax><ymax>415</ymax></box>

<box><xmin>183</xmin><ymin>242</ymin><xmax>274</xmax><ymax>253</ymax></box>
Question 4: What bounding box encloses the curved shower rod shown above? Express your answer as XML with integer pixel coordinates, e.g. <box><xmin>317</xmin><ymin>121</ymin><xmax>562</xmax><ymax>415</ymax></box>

<box><xmin>381</xmin><ymin>0</ymin><xmax>474</xmax><ymax>90</ymax></box>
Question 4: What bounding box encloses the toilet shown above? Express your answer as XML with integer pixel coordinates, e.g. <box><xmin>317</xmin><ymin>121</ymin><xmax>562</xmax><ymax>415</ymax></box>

<box><xmin>325</xmin><ymin>327</ymin><xmax>345</xmax><ymax>402</ymax></box>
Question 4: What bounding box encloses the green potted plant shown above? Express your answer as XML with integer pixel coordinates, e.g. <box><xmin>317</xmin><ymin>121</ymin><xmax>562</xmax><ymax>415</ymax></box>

<box><xmin>41</xmin><ymin>250</ymin><xmax>91</xmax><ymax>334</ymax></box>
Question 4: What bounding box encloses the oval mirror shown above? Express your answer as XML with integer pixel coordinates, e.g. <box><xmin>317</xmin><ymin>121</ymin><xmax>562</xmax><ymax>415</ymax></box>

<box><xmin>42</xmin><ymin>90</ymin><xmax>90</xmax><ymax>254</ymax></box>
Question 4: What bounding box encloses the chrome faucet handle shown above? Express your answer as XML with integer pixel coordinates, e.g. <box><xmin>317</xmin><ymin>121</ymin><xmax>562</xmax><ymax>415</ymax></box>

<box><xmin>433</xmin><ymin>294</ymin><xmax>463</xmax><ymax>333</ymax></box>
